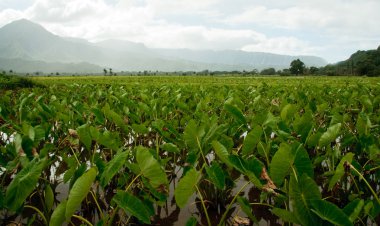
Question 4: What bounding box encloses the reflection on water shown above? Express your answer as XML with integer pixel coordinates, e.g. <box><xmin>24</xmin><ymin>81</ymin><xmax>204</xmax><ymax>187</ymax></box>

<box><xmin>49</xmin><ymin>170</ymin><xmax>283</xmax><ymax>225</ymax></box>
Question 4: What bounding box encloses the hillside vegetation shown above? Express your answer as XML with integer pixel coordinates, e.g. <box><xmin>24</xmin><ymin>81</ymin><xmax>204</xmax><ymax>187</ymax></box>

<box><xmin>320</xmin><ymin>46</ymin><xmax>380</xmax><ymax>76</ymax></box>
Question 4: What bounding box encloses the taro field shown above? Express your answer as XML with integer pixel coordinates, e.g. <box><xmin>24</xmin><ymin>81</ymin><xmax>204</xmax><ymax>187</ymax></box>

<box><xmin>1</xmin><ymin>76</ymin><xmax>380</xmax><ymax>226</ymax></box>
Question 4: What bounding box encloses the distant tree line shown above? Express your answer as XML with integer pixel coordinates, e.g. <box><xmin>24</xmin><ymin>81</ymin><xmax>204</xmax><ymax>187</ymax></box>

<box><xmin>2</xmin><ymin>46</ymin><xmax>379</xmax><ymax>77</ymax></box>
<box><xmin>258</xmin><ymin>45</ymin><xmax>380</xmax><ymax>76</ymax></box>
<box><xmin>0</xmin><ymin>72</ymin><xmax>43</xmax><ymax>89</ymax></box>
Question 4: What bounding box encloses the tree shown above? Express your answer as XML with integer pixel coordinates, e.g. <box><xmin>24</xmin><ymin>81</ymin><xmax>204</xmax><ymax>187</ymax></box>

<box><xmin>289</xmin><ymin>59</ymin><xmax>305</xmax><ymax>75</ymax></box>
<box><xmin>278</xmin><ymin>68</ymin><xmax>291</xmax><ymax>76</ymax></box>
<box><xmin>251</xmin><ymin>69</ymin><xmax>259</xmax><ymax>75</ymax></box>
<box><xmin>260</xmin><ymin>68</ymin><xmax>276</xmax><ymax>75</ymax></box>
<box><xmin>356</xmin><ymin>58</ymin><xmax>375</xmax><ymax>76</ymax></box>
<box><xmin>309</xmin><ymin>66</ymin><xmax>319</xmax><ymax>75</ymax></box>
<box><xmin>103</xmin><ymin>68</ymin><xmax>107</xmax><ymax>76</ymax></box>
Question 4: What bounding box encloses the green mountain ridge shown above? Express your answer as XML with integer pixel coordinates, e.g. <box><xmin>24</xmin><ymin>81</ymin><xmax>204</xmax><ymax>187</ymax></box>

<box><xmin>0</xmin><ymin>57</ymin><xmax>102</xmax><ymax>74</ymax></box>
<box><xmin>322</xmin><ymin>46</ymin><xmax>380</xmax><ymax>76</ymax></box>
<box><xmin>0</xmin><ymin>19</ymin><xmax>328</xmax><ymax>73</ymax></box>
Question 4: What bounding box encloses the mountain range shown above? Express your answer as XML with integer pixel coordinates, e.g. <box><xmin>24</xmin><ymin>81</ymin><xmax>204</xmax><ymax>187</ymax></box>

<box><xmin>0</xmin><ymin>19</ymin><xmax>328</xmax><ymax>74</ymax></box>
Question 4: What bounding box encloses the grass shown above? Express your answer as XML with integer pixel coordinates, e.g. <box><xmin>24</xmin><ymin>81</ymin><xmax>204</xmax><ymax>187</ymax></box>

<box><xmin>30</xmin><ymin>75</ymin><xmax>380</xmax><ymax>87</ymax></box>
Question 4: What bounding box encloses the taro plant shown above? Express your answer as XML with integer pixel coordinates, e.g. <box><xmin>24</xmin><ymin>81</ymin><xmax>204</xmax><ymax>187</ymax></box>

<box><xmin>1</xmin><ymin>76</ymin><xmax>380</xmax><ymax>225</ymax></box>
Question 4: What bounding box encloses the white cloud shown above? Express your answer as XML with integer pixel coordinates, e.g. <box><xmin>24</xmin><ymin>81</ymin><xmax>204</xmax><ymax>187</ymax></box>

<box><xmin>145</xmin><ymin>0</ymin><xmax>219</xmax><ymax>15</ymax></box>
<box><xmin>140</xmin><ymin>25</ymin><xmax>265</xmax><ymax>50</ymax></box>
<box><xmin>10</xmin><ymin>0</ymin><xmax>267</xmax><ymax>51</ymax></box>
<box><xmin>225</xmin><ymin>6</ymin><xmax>332</xmax><ymax>30</ymax></box>
<box><xmin>26</xmin><ymin>0</ymin><xmax>109</xmax><ymax>23</ymax></box>
<box><xmin>0</xmin><ymin>0</ymin><xmax>379</xmax><ymax>62</ymax></box>
<box><xmin>0</xmin><ymin>9</ymin><xmax>26</xmax><ymax>26</ymax></box>
<box><xmin>241</xmin><ymin>37</ymin><xmax>318</xmax><ymax>56</ymax></box>
<box><xmin>224</xmin><ymin>0</ymin><xmax>380</xmax><ymax>37</ymax></box>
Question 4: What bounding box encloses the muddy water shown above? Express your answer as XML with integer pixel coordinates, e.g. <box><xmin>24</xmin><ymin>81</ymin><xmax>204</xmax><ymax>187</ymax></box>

<box><xmin>53</xmin><ymin>173</ymin><xmax>282</xmax><ymax>226</ymax></box>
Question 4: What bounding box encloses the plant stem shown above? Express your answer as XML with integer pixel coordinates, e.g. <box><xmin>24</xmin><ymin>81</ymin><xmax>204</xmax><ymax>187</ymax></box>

<box><xmin>197</xmin><ymin>137</ymin><xmax>208</xmax><ymax>167</ymax></box>
<box><xmin>90</xmin><ymin>190</ymin><xmax>104</xmax><ymax>219</ymax></box>
<box><xmin>249</xmin><ymin>202</ymin><xmax>274</xmax><ymax>208</ymax></box>
<box><xmin>125</xmin><ymin>173</ymin><xmax>141</xmax><ymax>191</ymax></box>
<box><xmin>259</xmin><ymin>142</ymin><xmax>269</xmax><ymax>167</ymax></box>
<box><xmin>291</xmin><ymin>165</ymin><xmax>298</xmax><ymax>182</ymax></box>
<box><xmin>349</xmin><ymin>174</ymin><xmax>360</xmax><ymax>194</ymax></box>
<box><xmin>218</xmin><ymin>181</ymin><xmax>250</xmax><ymax>226</ymax></box>
<box><xmin>72</xmin><ymin>214</ymin><xmax>94</xmax><ymax>226</ymax></box>
<box><xmin>156</xmin><ymin>133</ymin><xmax>160</xmax><ymax>159</ymax></box>
<box><xmin>70</xmin><ymin>146</ymin><xmax>81</xmax><ymax>165</ymax></box>
<box><xmin>125</xmin><ymin>215</ymin><xmax>132</xmax><ymax>225</ymax></box>
<box><xmin>108</xmin><ymin>206</ymin><xmax>119</xmax><ymax>226</ymax></box>
<box><xmin>350</xmin><ymin>164</ymin><xmax>380</xmax><ymax>204</ymax></box>
<box><xmin>367</xmin><ymin>165</ymin><xmax>380</xmax><ymax>173</ymax></box>
<box><xmin>109</xmin><ymin>173</ymin><xmax>141</xmax><ymax>226</ymax></box>
<box><xmin>196</xmin><ymin>185</ymin><xmax>212</xmax><ymax>226</ymax></box>
<box><xmin>24</xmin><ymin>205</ymin><xmax>48</xmax><ymax>225</ymax></box>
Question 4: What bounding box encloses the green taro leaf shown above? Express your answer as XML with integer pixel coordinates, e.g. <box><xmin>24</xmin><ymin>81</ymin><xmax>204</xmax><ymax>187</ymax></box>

<box><xmin>270</xmin><ymin>143</ymin><xmax>293</xmax><ymax>186</ymax></box>
<box><xmin>289</xmin><ymin>174</ymin><xmax>321</xmax><ymax>225</ymax></box>
<box><xmin>131</xmin><ymin>123</ymin><xmax>149</xmax><ymax>134</ymax></box>
<box><xmin>141</xmin><ymin>177</ymin><xmax>167</xmax><ymax>203</ymax></box>
<box><xmin>271</xmin><ymin>208</ymin><xmax>300</xmax><ymax>225</ymax></box>
<box><xmin>356</xmin><ymin>112</ymin><xmax>371</xmax><ymax>136</ymax></box>
<box><xmin>185</xmin><ymin>216</ymin><xmax>198</xmax><ymax>226</ymax></box>
<box><xmin>113</xmin><ymin>191</ymin><xmax>151</xmax><ymax>224</ymax></box>
<box><xmin>65</xmin><ymin>167</ymin><xmax>97</xmax><ymax>220</ymax></box>
<box><xmin>63</xmin><ymin>166</ymin><xmax>76</xmax><ymax>184</ymax></box>
<box><xmin>212</xmin><ymin>140</ymin><xmax>231</xmax><ymax>167</ymax></box>
<box><xmin>224</xmin><ymin>103</ymin><xmax>246</xmax><ymax>125</ymax></box>
<box><xmin>97</xmin><ymin>130</ymin><xmax>121</xmax><ymax>151</ymax></box>
<box><xmin>369</xmin><ymin>200</ymin><xmax>380</xmax><ymax>220</ymax></box>
<box><xmin>343</xmin><ymin>199</ymin><xmax>364</xmax><ymax>222</ymax></box>
<box><xmin>319</xmin><ymin>123</ymin><xmax>341</xmax><ymax>147</ymax></box>
<box><xmin>281</xmin><ymin>104</ymin><xmax>297</xmax><ymax>121</ymax></box>
<box><xmin>242</xmin><ymin>125</ymin><xmax>262</xmax><ymax>156</ymax></box>
<box><xmin>328</xmin><ymin>152</ymin><xmax>354</xmax><ymax>190</ymax></box>
<box><xmin>160</xmin><ymin>143</ymin><xmax>180</xmax><ymax>154</ymax></box>
<box><xmin>175</xmin><ymin>168</ymin><xmax>201</xmax><ymax>208</ymax></box>
<box><xmin>44</xmin><ymin>184</ymin><xmax>54</xmax><ymax>212</ymax></box>
<box><xmin>0</xmin><ymin>190</ymin><xmax>4</xmax><ymax>209</ymax></box>
<box><xmin>33</xmin><ymin>125</ymin><xmax>46</xmax><ymax>142</ymax></box>
<box><xmin>263</xmin><ymin>112</ymin><xmax>278</xmax><ymax>128</ymax></box>
<box><xmin>5</xmin><ymin>157</ymin><xmax>47</xmax><ymax>211</ymax></box>
<box><xmin>100</xmin><ymin>150</ymin><xmax>128</xmax><ymax>188</ymax></box>
<box><xmin>369</xmin><ymin>145</ymin><xmax>380</xmax><ymax>162</ymax></box>
<box><xmin>237</xmin><ymin>196</ymin><xmax>258</xmax><ymax>223</ymax></box>
<box><xmin>91</xmin><ymin>107</ymin><xmax>105</xmax><ymax>124</ymax></box>
<box><xmin>49</xmin><ymin>200</ymin><xmax>67</xmax><ymax>226</ymax></box>
<box><xmin>270</xmin><ymin>143</ymin><xmax>313</xmax><ymax>186</ymax></box>
<box><xmin>183</xmin><ymin>120</ymin><xmax>205</xmax><ymax>152</ymax></box>
<box><xmin>228</xmin><ymin>155</ymin><xmax>246</xmax><ymax>173</ymax></box>
<box><xmin>293</xmin><ymin>144</ymin><xmax>314</xmax><ymax>180</ymax></box>
<box><xmin>311</xmin><ymin>199</ymin><xmax>353</xmax><ymax>226</ymax></box>
<box><xmin>136</xmin><ymin>146</ymin><xmax>168</xmax><ymax>189</ymax></box>
<box><xmin>229</xmin><ymin>155</ymin><xmax>262</xmax><ymax>188</ymax></box>
<box><xmin>21</xmin><ymin>135</ymin><xmax>34</xmax><ymax>159</ymax></box>
<box><xmin>307</xmin><ymin>131</ymin><xmax>323</xmax><ymax>147</ymax></box>
<box><xmin>293</xmin><ymin>110</ymin><xmax>313</xmax><ymax>142</ymax></box>
<box><xmin>77</xmin><ymin>124</ymin><xmax>92</xmax><ymax>151</ymax></box>
<box><xmin>69</xmin><ymin>164</ymin><xmax>86</xmax><ymax>189</ymax></box>
<box><xmin>205</xmin><ymin>162</ymin><xmax>225</xmax><ymax>189</ymax></box>
<box><xmin>103</xmin><ymin>104</ymin><xmax>128</xmax><ymax>133</ymax></box>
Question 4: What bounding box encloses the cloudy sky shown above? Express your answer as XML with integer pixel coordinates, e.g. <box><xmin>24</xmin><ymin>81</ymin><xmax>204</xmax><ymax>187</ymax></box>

<box><xmin>0</xmin><ymin>0</ymin><xmax>379</xmax><ymax>63</ymax></box>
